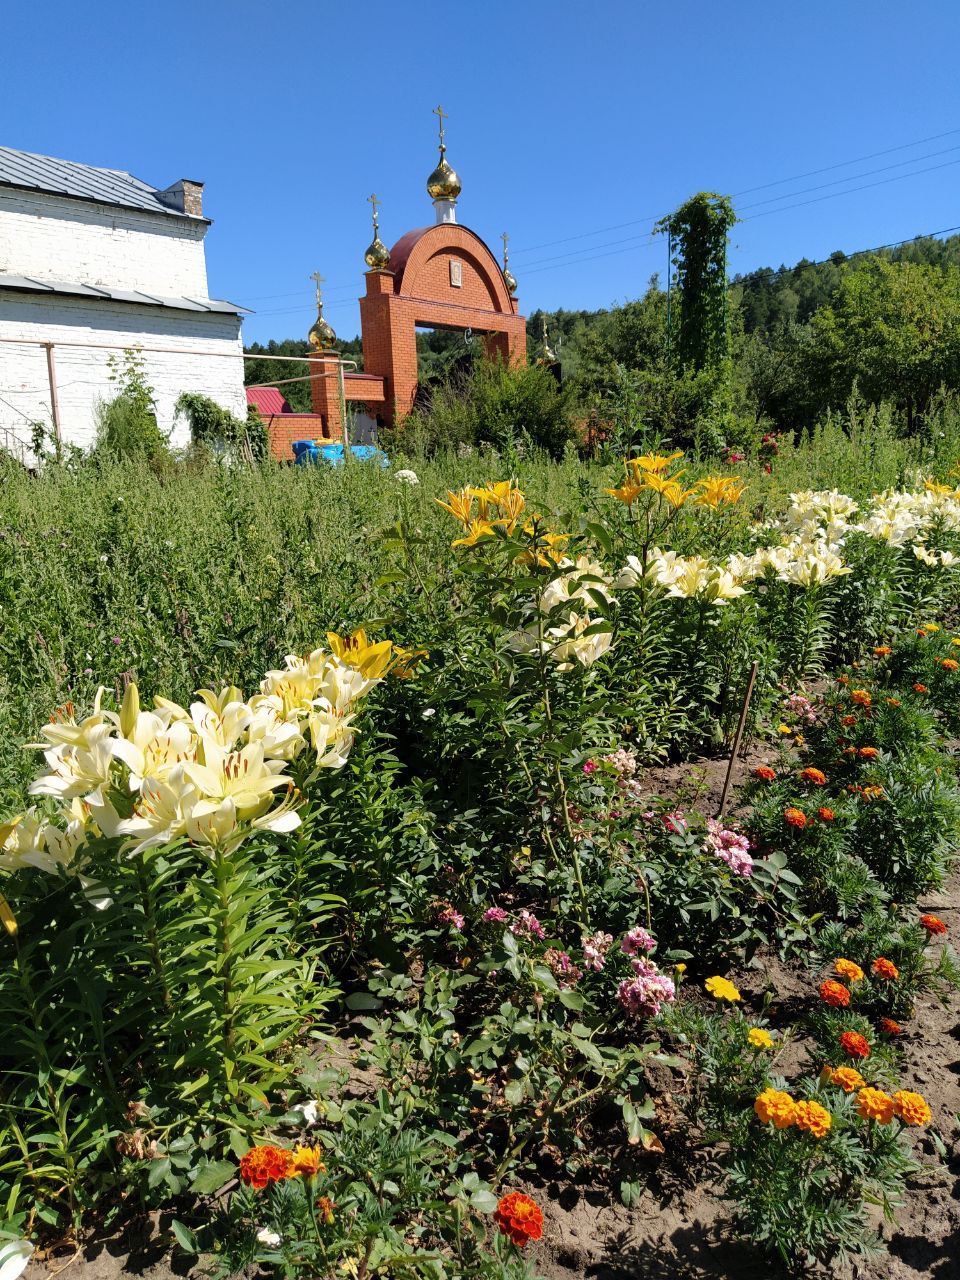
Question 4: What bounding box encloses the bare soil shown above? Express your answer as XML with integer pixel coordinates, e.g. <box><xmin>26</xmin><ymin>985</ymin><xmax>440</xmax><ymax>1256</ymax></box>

<box><xmin>26</xmin><ymin>751</ymin><xmax>960</xmax><ymax>1280</ymax></box>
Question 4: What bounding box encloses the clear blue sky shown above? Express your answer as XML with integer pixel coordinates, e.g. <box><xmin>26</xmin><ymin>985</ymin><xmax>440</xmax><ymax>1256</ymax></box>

<box><xmin>5</xmin><ymin>0</ymin><xmax>960</xmax><ymax>345</ymax></box>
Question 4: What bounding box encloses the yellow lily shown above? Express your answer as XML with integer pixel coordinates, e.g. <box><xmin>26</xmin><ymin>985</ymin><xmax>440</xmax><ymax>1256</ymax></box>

<box><xmin>605</xmin><ymin>478</ymin><xmax>645</xmax><ymax>505</ymax></box>
<box><xmin>626</xmin><ymin>451</ymin><xmax>684</xmax><ymax>476</ymax></box>
<box><xmin>642</xmin><ymin>471</ymin><xmax>699</xmax><ymax>507</ymax></box>
<box><xmin>327</xmin><ymin>629</ymin><xmax>395</xmax><ymax>680</ymax></box>
<box><xmin>452</xmin><ymin>519</ymin><xmax>496</xmax><ymax>547</ymax></box>
<box><xmin>434</xmin><ymin>489</ymin><xmax>474</xmax><ymax>524</ymax></box>
<box><xmin>696</xmin><ymin>476</ymin><xmax>746</xmax><ymax>509</ymax></box>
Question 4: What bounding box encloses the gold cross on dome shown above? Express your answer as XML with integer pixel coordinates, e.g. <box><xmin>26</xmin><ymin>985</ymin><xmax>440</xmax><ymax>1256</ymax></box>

<box><xmin>310</xmin><ymin>270</ymin><xmax>325</xmax><ymax>308</ymax></box>
<box><xmin>367</xmin><ymin>193</ymin><xmax>381</xmax><ymax>231</ymax></box>
<box><xmin>501</xmin><ymin>231</ymin><xmax>510</xmax><ymax>265</ymax></box>
<box><xmin>433</xmin><ymin>104</ymin><xmax>448</xmax><ymax>153</ymax></box>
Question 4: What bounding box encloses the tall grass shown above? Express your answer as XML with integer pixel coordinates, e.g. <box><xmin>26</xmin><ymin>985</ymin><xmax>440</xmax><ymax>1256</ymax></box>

<box><xmin>1</xmin><ymin>401</ymin><xmax>957</xmax><ymax>803</ymax></box>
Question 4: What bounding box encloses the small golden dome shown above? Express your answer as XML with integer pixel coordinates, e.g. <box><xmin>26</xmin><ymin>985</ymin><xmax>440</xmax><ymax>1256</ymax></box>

<box><xmin>364</xmin><ymin>234</ymin><xmax>391</xmax><ymax>271</ymax></box>
<box><xmin>427</xmin><ymin>157</ymin><xmax>461</xmax><ymax>201</ymax></box>
<box><xmin>308</xmin><ymin>311</ymin><xmax>337</xmax><ymax>351</ymax></box>
<box><xmin>503</xmin><ymin>265</ymin><xmax>518</xmax><ymax>296</ymax></box>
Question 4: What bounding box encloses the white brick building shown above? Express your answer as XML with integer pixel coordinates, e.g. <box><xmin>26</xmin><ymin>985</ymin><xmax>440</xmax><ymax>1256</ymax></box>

<box><xmin>0</xmin><ymin>147</ymin><xmax>247</xmax><ymax>457</ymax></box>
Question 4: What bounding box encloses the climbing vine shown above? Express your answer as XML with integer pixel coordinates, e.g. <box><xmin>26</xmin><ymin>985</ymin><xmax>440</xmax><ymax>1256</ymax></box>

<box><xmin>175</xmin><ymin>392</ymin><xmax>267</xmax><ymax>461</ymax></box>
<box><xmin>656</xmin><ymin>193</ymin><xmax>737</xmax><ymax>374</ymax></box>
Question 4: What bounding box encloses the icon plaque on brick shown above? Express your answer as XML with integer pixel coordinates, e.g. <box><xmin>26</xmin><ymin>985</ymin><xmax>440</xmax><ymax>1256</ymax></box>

<box><xmin>449</xmin><ymin>259</ymin><xmax>463</xmax><ymax>288</ymax></box>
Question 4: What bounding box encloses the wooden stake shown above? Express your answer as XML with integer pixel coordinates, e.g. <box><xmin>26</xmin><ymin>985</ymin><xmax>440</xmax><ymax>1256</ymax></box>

<box><xmin>717</xmin><ymin>660</ymin><xmax>759</xmax><ymax>818</ymax></box>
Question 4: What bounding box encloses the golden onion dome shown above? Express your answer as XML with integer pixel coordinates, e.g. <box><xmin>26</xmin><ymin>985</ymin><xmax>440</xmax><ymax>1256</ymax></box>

<box><xmin>308</xmin><ymin>310</ymin><xmax>337</xmax><ymax>351</ymax></box>
<box><xmin>364</xmin><ymin>234</ymin><xmax>391</xmax><ymax>271</ymax></box>
<box><xmin>426</xmin><ymin>157</ymin><xmax>462</xmax><ymax>201</ymax></box>
<box><xmin>503</xmin><ymin>265</ymin><xmax>518</xmax><ymax>296</ymax></box>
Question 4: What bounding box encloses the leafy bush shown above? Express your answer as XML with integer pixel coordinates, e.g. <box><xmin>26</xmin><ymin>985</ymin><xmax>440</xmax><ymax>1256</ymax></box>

<box><xmin>398</xmin><ymin>356</ymin><xmax>576</xmax><ymax>457</ymax></box>
<box><xmin>93</xmin><ymin>349</ymin><xmax>169</xmax><ymax>462</ymax></box>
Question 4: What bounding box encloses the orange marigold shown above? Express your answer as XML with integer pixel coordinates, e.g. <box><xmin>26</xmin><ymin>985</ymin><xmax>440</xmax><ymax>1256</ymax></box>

<box><xmin>856</xmin><ymin>1087</ymin><xmax>895</xmax><ymax>1124</ymax></box>
<box><xmin>839</xmin><ymin>1030</ymin><xmax>871</xmax><ymax>1059</ymax></box>
<box><xmin>892</xmin><ymin>1090</ymin><xmax>932</xmax><ymax>1127</ymax></box>
<box><xmin>841</xmin><ymin>714</ymin><xmax>858</xmax><ymax>727</ymax></box>
<box><xmin>819</xmin><ymin>979</ymin><xmax>851</xmax><ymax>1008</ymax></box>
<box><xmin>239</xmin><ymin>1145</ymin><xmax>295</xmax><ymax>1190</ymax></box>
<box><xmin>753</xmin><ymin>765</ymin><xmax>777</xmax><ymax>781</ymax></box>
<box><xmin>941</xmin><ymin>658</ymin><xmax>959</xmax><ymax>671</ymax></box>
<box><xmin>317</xmin><ymin>1195</ymin><xmax>336</xmax><ymax>1225</ymax></box>
<box><xmin>886</xmin><ymin>697</ymin><xmax>901</xmax><ymax>707</ymax></box>
<box><xmin>879</xmin><ymin>1017</ymin><xmax>903</xmax><ymax>1036</ymax></box>
<box><xmin>857</xmin><ymin>746</ymin><xmax>879</xmax><ymax>759</ymax></box>
<box><xmin>919</xmin><ymin>913</ymin><xmax>948</xmax><ymax>935</ymax></box>
<box><xmin>825</xmin><ymin>1065</ymin><xmax>866</xmax><ymax>1093</ymax></box>
<box><xmin>871</xmin><ymin>957</ymin><xmax>899</xmax><ymax>980</ymax></box>
<box><xmin>836</xmin><ymin>675</ymin><xmax>850</xmax><ymax>685</ymax></box>
<box><xmin>794</xmin><ymin>1099</ymin><xmax>832</xmax><ymax>1138</ymax></box>
<box><xmin>851</xmin><ymin>689</ymin><xmax>872</xmax><ymax>706</ymax></box>
<box><xmin>834</xmin><ymin>958</ymin><xmax>865</xmax><ymax>983</ymax></box>
<box><xmin>800</xmin><ymin>767</ymin><xmax>827</xmax><ymax>786</ymax></box>
<box><xmin>861</xmin><ymin>785</ymin><xmax>885</xmax><ymax>800</ymax></box>
<box><xmin>818</xmin><ymin>807</ymin><xmax>835</xmax><ymax>821</ymax></box>
<box><xmin>913</xmin><ymin>683</ymin><xmax>929</xmax><ymax>694</ymax></box>
<box><xmin>754</xmin><ymin>1087</ymin><xmax>797</xmax><ymax>1129</ymax></box>
<box><xmin>873</xmin><ymin>646</ymin><xmax>893</xmax><ymax>657</ymax></box>
<box><xmin>784</xmin><ymin>806</ymin><xmax>808</xmax><ymax>828</ymax></box>
<box><xmin>495</xmin><ymin>1192</ymin><xmax>544</xmax><ymax>1247</ymax></box>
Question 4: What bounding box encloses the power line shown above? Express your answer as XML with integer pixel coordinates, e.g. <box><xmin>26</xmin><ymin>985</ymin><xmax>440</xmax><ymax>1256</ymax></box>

<box><xmin>729</xmin><ymin>223</ymin><xmax>960</xmax><ymax>287</ymax></box>
<box><xmin>737</xmin><ymin>143</ymin><xmax>960</xmax><ymax>212</ymax></box>
<box><xmin>515</xmin><ymin>157</ymin><xmax>960</xmax><ymax>281</ymax></box>
<box><xmin>509</xmin><ymin>124</ymin><xmax>960</xmax><ymax>258</ymax></box>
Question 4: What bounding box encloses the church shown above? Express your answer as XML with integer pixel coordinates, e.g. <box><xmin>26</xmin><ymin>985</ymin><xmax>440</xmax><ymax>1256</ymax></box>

<box><xmin>0</xmin><ymin>146</ymin><xmax>246</xmax><ymax>458</ymax></box>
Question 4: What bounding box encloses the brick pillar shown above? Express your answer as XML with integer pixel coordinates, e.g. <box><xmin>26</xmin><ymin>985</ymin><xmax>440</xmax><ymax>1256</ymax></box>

<box><xmin>307</xmin><ymin>352</ymin><xmax>343</xmax><ymax>440</ymax></box>
<box><xmin>360</xmin><ymin>271</ymin><xmax>419</xmax><ymax>427</ymax></box>
<box><xmin>484</xmin><ymin>332</ymin><xmax>510</xmax><ymax>364</ymax></box>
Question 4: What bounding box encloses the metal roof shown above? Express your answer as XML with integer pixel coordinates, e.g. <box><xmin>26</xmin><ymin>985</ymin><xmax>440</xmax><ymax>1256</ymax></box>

<box><xmin>246</xmin><ymin>387</ymin><xmax>291</xmax><ymax>415</ymax></box>
<box><xmin>0</xmin><ymin>274</ymin><xmax>248</xmax><ymax>315</ymax></box>
<box><xmin>0</xmin><ymin>145</ymin><xmax>201</xmax><ymax>219</ymax></box>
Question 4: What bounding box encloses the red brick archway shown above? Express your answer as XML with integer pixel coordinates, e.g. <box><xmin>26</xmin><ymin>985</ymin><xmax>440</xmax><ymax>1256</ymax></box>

<box><xmin>360</xmin><ymin>223</ymin><xmax>525</xmax><ymax>426</ymax></box>
<box><xmin>306</xmin><ymin>222</ymin><xmax>526</xmax><ymax>438</ymax></box>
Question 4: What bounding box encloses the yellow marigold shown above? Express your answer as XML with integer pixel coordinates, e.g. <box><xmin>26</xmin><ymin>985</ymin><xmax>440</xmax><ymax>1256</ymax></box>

<box><xmin>754</xmin><ymin>1088</ymin><xmax>796</xmax><ymax>1129</ymax></box>
<box><xmin>705</xmin><ymin>975</ymin><xmax>742</xmax><ymax>1002</ymax></box>
<box><xmin>892</xmin><ymin>1090</ymin><xmax>932</xmax><ymax>1127</ymax></box>
<box><xmin>748</xmin><ymin>1027</ymin><xmax>774</xmax><ymax>1049</ymax></box>
<box><xmin>794</xmin><ymin>1099</ymin><xmax>832</xmax><ymax>1138</ymax></box>
<box><xmin>925</xmin><ymin>622</ymin><xmax>941</xmax><ymax>632</ymax></box>
<box><xmin>834</xmin><ymin>958</ymin><xmax>865</xmax><ymax>983</ymax></box>
<box><xmin>856</xmin><ymin>1087</ymin><xmax>895</xmax><ymax>1124</ymax></box>
<box><xmin>290</xmin><ymin>1144</ymin><xmax>326</xmax><ymax>1177</ymax></box>
<box><xmin>825</xmin><ymin>1065</ymin><xmax>865</xmax><ymax>1093</ymax></box>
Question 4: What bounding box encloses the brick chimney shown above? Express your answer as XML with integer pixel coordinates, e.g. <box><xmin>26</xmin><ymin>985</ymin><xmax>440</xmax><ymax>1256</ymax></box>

<box><xmin>158</xmin><ymin>178</ymin><xmax>205</xmax><ymax>217</ymax></box>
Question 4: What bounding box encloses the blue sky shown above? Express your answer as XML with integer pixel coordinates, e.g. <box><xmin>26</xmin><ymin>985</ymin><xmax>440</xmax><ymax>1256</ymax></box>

<box><xmin>5</xmin><ymin>0</ymin><xmax>960</xmax><ymax>345</ymax></box>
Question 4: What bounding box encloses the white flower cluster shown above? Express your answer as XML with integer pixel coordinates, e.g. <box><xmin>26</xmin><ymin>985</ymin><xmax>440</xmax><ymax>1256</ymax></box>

<box><xmin>615</xmin><ymin>482</ymin><xmax>960</xmax><ymax>605</ymax></box>
<box><xmin>509</xmin><ymin>556</ymin><xmax>615</xmax><ymax>670</ymax></box>
<box><xmin>1</xmin><ymin>644</ymin><xmax>391</xmax><ymax>881</ymax></box>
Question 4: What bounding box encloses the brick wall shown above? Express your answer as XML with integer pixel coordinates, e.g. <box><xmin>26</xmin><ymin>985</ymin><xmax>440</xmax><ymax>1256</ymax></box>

<box><xmin>0</xmin><ymin>190</ymin><xmax>210</xmax><ymax>296</ymax></box>
<box><xmin>264</xmin><ymin>413</ymin><xmax>339</xmax><ymax>461</ymax></box>
<box><xmin>0</xmin><ymin>290</ymin><xmax>245</xmax><ymax>452</ymax></box>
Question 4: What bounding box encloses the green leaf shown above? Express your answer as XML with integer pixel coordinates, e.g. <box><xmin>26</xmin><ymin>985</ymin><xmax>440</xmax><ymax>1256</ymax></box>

<box><xmin>345</xmin><ymin>992</ymin><xmax>382</xmax><ymax>1011</ymax></box>
<box><xmin>170</xmin><ymin>1219</ymin><xmax>198</xmax><ymax>1255</ymax></box>
<box><xmin>190</xmin><ymin>1159</ymin><xmax>235</xmax><ymax>1194</ymax></box>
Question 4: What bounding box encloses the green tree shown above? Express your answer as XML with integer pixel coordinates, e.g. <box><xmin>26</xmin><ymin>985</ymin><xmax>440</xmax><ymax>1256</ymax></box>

<box><xmin>804</xmin><ymin>258</ymin><xmax>960</xmax><ymax>428</ymax></box>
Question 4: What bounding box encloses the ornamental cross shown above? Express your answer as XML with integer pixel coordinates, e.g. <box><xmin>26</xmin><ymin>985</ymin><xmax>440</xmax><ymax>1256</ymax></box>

<box><xmin>367</xmin><ymin>193</ymin><xmax>381</xmax><ymax>231</ymax></box>
<box><xmin>501</xmin><ymin>230</ymin><xmax>510</xmax><ymax>266</ymax></box>
<box><xmin>433</xmin><ymin>104</ymin><xmax>448</xmax><ymax>153</ymax></box>
<box><xmin>310</xmin><ymin>270</ymin><xmax>325</xmax><ymax>309</ymax></box>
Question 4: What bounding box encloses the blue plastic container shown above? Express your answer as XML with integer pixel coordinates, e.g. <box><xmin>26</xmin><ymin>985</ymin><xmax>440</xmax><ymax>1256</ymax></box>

<box><xmin>291</xmin><ymin>440</ymin><xmax>389</xmax><ymax>468</ymax></box>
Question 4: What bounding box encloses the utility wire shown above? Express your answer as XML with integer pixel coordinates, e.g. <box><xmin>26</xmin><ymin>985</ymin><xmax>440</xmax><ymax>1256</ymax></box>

<box><xmin>509</xmin><ymin>125</ymin><xmax>960</xmax><ymax>257</ymax></box>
